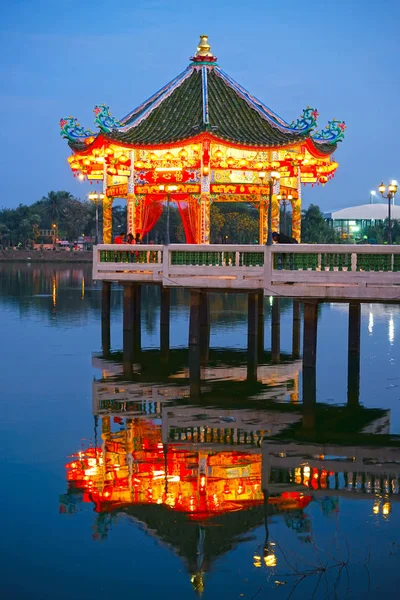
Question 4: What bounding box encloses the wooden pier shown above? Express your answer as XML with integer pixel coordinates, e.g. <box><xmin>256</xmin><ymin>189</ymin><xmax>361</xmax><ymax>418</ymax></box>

<box><xmin>93</xmin><ymin>243</ymin><xmax>400</xmax><ymax>301</ymax></box>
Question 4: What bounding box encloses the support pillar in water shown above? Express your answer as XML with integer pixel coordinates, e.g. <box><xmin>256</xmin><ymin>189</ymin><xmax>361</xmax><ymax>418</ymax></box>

<box><xmin>101</xmin><ymin>281</ymin><xmax>111</xmax><ymax>356</ymax></box>
<box><xmin>189</xmin><ymin>290</ymin><xmax>201</xmax><ymax>397</ymax></box>
<box><xmin>123</xmin><ymin>283</ymin><xmax>141</xmax><ymax>376</ymax></box>
<box><xmin>247</xmin><ymin>291</ymin><xmax>258</xmax><ymax>382</ymax></box>
<box><xmin>348</xmin><ymin>302</ymin><xmax>361</xmax><ymax>407</ymax></box>
<box><xmin>302</xmin><ymin>365</ymin><xmax>317</xmax><ymax>432</ymax></box>
<box><xmin>292</xmin><ymin>300</ymin><xmax>301</xmax><ymax>359</ymax></box>
<box><xmin>303</xmin><ymin>301</ymin><xmax>318</xmax><ymax>369</ymax></box>
<box><xmin>160</xmin><ymin>287</ymin><xmax>170</xmax><ymax>363</ymax></box>
<box><xmin>257</xmin><ymin>291</ymin><xmax>265</xmax><ymax>357</ymax></box>
<box><xmin>199</xmin><ymin>292</ymin><xmax>210</xmax><ymax>366</ymax></box>
<box><xmin>302</xmin><ymin>301</ymin><xmax>318</xmax><ymax>433</ymax></box>
<box><xmin>271</xmin><ymin>297</ymin><xmax>280</xmax><ymax>364</ymax></box>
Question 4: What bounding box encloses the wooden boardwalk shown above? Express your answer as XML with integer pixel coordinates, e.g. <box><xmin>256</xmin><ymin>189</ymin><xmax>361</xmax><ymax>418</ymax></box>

<box><xmin>93</xmin><ymin>243</ymin><xmax>400</xmax><ymax>300</ymax></box>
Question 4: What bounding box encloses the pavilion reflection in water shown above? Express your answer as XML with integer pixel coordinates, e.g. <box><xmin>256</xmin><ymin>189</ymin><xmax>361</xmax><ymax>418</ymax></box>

<box><xmin>61</xmin><ymin>345</ymin><xmax>400</xmax><ymax>595</ymax></box>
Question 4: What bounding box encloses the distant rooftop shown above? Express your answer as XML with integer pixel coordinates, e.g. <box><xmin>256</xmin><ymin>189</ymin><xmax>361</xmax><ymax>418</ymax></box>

<box><xmin>326</xmin><ymin>203</ymin><xmax>400</xmax><ymax>220</ymax></box>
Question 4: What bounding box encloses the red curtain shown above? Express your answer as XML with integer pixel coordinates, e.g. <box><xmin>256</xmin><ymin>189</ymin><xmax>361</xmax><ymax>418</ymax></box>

<box><xmin>140</xmin><ymin>195</ymin><xmax>163</xmax><ymax>236</ymax></box>
<box><xmin>175</xmin><ymin>195</ymin><xmax>199</xmax><ymax>243</ymax></box>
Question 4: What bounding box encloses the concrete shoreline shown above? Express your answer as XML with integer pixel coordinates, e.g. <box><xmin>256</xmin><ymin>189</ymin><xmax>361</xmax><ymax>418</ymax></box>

<box><xmin>0</xmin><ymin>250</ymin><xmax>92</xmax><ymax>263</ymax></box>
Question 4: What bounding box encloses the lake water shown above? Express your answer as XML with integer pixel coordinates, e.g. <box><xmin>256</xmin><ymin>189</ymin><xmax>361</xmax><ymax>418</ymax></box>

<box><xmin>1</xmin><ymin>263</ymin><xmax>400</xmax><ymax>599</ymax></box>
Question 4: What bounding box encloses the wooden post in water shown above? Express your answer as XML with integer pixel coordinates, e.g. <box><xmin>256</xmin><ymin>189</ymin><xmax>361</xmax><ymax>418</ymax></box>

<box><xmin>347</xmin><ymin>301</ymin><xmax>361</xmax><ymax>407</ymax></box>
<box><xmin>257</xmin><ymin>291</ymin><xmax>265</xmax><ymax>358</ymax></box>
<box><xmin>160</xmin><ymin>287</ymin><xmax>170</xmax><ymax>364</ymax></box>
<box><xmin>101</xmin><ymin>281</ymin><xmax>111</xmax><ymax>356</ymax></box>
<box><xmin>302</xmin><ymin>301</ymin><xmax>318</xmax><ymax>433</ymax></box>
<box><xmin>199</xmin><ymin>292</ymin><xmax>210</xmax><ymax>366</ymax></box>
<box><xmin>271</xmin><ymin>297</ymin><xmax>280</xmax><ymax>364</ymax></box>
<box><xmin>247</xmin><ymin>291</ymin><xmax>258</xmax><ymax>382</ymax></box>
<box><xmin>123</xmin><ymin>283</ymin><xmax>141</xmax><ymax>376</ymax></box>
<box><xmin>133</xmin><ymin>284</ymin><xmax>141</xmax><ymax>353</ymax></box>
<box><xmin>302</xmin><ymin>365</ymin><xmax>317</xmax><ymax>433</ymax></box>
<box><xmin>303</xmin><ymin>302</ymin><xmax>318</xmax><ymax>369</ymax></box>
<box><xmin>189</xmin><ymin>290</ymin><xmax>201</xmax><ymax>397</ymax></box>
<box><xmin>292</xmin><ymin>300</ymin><xmax>301</xmax><ymax>359</ymax></box>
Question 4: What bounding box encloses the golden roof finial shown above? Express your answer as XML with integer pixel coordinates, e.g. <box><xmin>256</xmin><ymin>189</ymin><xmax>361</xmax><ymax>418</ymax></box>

<box><xmin>191</xmin><ymin>35</ymin><xmax>217</xmax><ymax>64</ymax></box>
<box><xmin>196</xmin><ymin>35</ymin><xmax>212</xmax><ymax>57</ymax></box>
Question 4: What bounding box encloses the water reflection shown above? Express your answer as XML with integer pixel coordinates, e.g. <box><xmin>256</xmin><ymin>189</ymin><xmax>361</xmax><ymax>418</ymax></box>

<box><xmin>389</xmin><ymin>316</ymin><xmax>395</xmax><ymax>344</ymax></box>
<box><xmin>61</xmin><ymin>346</ymin><xmax>400</xmax><ymax>596</ymax></box>
<box><xmin>3</xmin><ymin>265</ymin><xmax>400</xmax><ymax>598</ymax></box>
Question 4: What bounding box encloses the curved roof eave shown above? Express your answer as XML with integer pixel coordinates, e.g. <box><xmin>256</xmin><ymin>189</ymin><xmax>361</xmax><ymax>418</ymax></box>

<box><xmin>68</xmin><ymin>130</ymin><xmax>338</xmax><ymax>157</ymax></box>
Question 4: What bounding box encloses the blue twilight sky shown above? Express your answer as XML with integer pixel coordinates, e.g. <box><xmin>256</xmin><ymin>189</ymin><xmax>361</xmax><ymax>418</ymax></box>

<box><xmin>1</xmin><ymin>0</ymin><xmax>400</xmax><ymax>211</ymax></box>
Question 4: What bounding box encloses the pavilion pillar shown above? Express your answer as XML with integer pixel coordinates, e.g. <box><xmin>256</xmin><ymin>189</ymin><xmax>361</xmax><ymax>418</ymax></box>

<box><xmin>348</xmin><ymin>302</ymin><xmax>361</xmax><ymax>407</ymax></box>
<box><xmin>102</xmin><ymin>196</ymin><xmax>113</xmax><ymax>244</ymax></box>
<box><xmin>292</xmin><ymin>300</ymin><xmax>301</xmax><ymax>358</ymax></box>
<box><xmin>199</xmin><ymin>194</ymin><xmax>211</xmax><ymax>244</ymax></box>
<box><xmin>127</xmin><ymin>194</ymin><xmax>136</xmax><ymax>236</ymax></box>
<box><xmin>134</xmin><ymin>196</ymin><xmax>143</xmax><ymax>238</ymax></box>
<box><xmin>271</xmin><ymin>297</ymin><xmax>280</xmax><ymax>364</ymax></box>
<box><xmin>259</xmin><ymin>197</ymin><xmax>268</xmax><ymax>245</ymax></box>
<box><xmin>291</xmin><ymin>198</ymin><xmax>301</xmax><ymax>243</ymax></box>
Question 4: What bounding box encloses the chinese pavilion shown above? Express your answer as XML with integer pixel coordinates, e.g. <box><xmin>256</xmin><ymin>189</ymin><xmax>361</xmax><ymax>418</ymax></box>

<box><xmin>60</xmin><ymin>35</ymin><xmax>345</xmax><ymax>244</ymax></box>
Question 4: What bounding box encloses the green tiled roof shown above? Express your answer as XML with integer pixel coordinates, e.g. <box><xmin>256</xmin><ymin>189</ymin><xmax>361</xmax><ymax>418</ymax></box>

<box><xmin>68</xmin><ymin>65</ymin><xmax>338</xmax><ymax>155</ymax></box>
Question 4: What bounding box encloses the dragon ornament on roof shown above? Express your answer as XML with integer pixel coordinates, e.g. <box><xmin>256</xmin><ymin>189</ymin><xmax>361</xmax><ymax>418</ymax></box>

<box><xmin>59</xmin><ymin>116</ymin><xmax>95</xmax><ymax>142</ymax></box>
<box><xmin>289</xmin><ymin>107</ymin><xmax>319</xmax><ymax>134</ymax></box>
<box><xmin>313</xmin><ymin>119</ymin><xmax>346</xmax><ymax>144</ymax></box>
<box><xmin>94</xmin><ymin>104</ymin><xmax>122</xmax><ymax>132</ymax></box>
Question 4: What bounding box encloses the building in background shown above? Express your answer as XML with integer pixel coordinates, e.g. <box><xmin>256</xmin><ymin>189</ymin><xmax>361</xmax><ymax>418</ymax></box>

<box><xmin>325</xmin><ymin>203</ymin><xmax>400</xmax><ymax>240</ymax></box>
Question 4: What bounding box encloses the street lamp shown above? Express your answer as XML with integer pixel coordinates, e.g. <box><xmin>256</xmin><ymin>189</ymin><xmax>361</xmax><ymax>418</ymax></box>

<box><xmin>277</xmin><ymin>191</ymin><xmax>293</xmax><ymax>235</ymax></box>
<box><xmin>88</xmin><ymin>192</ymin><xmax>105</xmax><ymax>245</ymax></box>
<box><xmin>378</xmin><ymin>180</ymin><xmax>398</xmax><ymax>244</ymax></box>
<box><xmin>52</xmin><ymin>223</ymin><xmax>57</xmax><ymax>249</ymax></box>
<box><xmin>370</xmin><ymin>190</ymin><xmax>376</xmax><ymax>204</ymax></box>
<box><xmin>159</xmin><ymin>185</ymin><xmax>177</xmax><ymax>244</ymax></box>
<box><xmin>259</xmin><ymin>171</ymin><xmax>281</xmax><ymax>245</ymax></box>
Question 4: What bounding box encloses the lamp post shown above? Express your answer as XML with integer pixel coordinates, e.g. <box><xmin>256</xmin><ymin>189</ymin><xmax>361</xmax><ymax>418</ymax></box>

<box><xmin>88</xmin><ymin>192</ymin><xmax>105</xmax><ymax>245</ymax></box>
<box><xmin>160</xmin><ymin>185</ymin><xmax>177</xmax><ymax>244</ymax></box>
<box><xmin>52</xmin><ymin>223</ymin><xmax>57</xmax><ymax>249</ymax></box>
<box><xmin>277</xmin><ymin>192</ymin><xmax>293</xmax><ymax>235</ymax></box>
<box><xmin>259</xmin><ymin>171</ymin><xmax>280</xmax><ymax>246</ymax></box>
<box><xmin>378</xmin><ymin>180</ymin><xmax>398</xmax><ymax>244</ymax></box>
<box><xmin>370</xmin><ymin>190</ymin><xmax>376</xmax><ymax>204</ymax></box>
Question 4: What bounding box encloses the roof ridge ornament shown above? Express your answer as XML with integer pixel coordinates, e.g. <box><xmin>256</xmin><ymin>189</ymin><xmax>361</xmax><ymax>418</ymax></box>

<box><xmin>190</xmin><ymin>35</ymin><xmax>217</xmax><ymax>64</ymax></box>
<box><xmin>313</xmin><ymin>119</ymin><xmax>346</xmax><ymax>144</ymax></box>
<box><xmin>94</xmin><ymin>104</ymin><xmax>122</xmax><ymax>132</ymax></box>
<box><xmin>59</xmin><ymin>116</ymin><xmax>95</xmax><ymax>142</ymax></box>
<box><xmin>289</xmin><ymin>107</ymin><xmax>319</xmax><ymax>134</ymax></box>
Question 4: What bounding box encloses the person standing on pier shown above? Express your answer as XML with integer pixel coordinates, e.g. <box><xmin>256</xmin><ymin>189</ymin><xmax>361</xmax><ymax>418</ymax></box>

<box><xmin>272</xmin><ymin>232</ymin><xmax>298</xmax><ymax>244</ymax></box>
<box><xmin>114</xmin><ymin>231</ymin><xmax>126</xmax><ymax>244</ymax></box>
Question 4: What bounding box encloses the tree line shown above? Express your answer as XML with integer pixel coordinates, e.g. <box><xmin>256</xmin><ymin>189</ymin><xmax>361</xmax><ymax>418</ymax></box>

<box><xmin>1</xmin><ymin>191</ymin><xmax>399</xmax><ymax>247</ymax></box>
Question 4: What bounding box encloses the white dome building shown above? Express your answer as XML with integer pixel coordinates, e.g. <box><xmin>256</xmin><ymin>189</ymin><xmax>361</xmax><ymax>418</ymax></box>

<box><xmin>325</xmin><ymin>203</ymin><xmax>400</xmax><ymax>239</ymax></box>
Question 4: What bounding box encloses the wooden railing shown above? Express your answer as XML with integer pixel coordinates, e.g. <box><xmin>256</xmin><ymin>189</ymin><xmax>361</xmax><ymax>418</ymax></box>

<box><xmin>93</xmin><ymin>243</ymin><xmax>400</xmax><ymax>299</ymax></box>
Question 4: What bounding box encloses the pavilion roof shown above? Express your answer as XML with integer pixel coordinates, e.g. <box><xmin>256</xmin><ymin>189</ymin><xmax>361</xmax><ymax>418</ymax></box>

<box><xmin>63</xmin><ymin>36</ymin><xmax>345</xmax><ymax>156</ymax></box>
